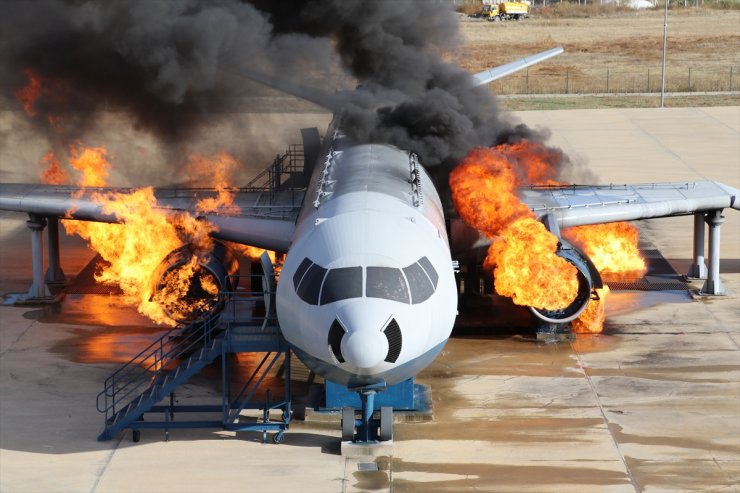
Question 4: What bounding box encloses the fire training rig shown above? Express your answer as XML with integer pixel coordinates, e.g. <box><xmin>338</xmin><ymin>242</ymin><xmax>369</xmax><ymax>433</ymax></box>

<box><xmin>93</xmin><ymin>141</ymin><xmax>312</xmax><ymax>443</ymax></box>
<box><xmin>95</xmin><ymin>252</ymin><xmax>293</xmax><ymax>444</ymax></box>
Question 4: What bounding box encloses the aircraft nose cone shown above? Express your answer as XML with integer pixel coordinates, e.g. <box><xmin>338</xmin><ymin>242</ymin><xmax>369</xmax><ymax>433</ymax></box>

<box><xmin>341</xmin><ymin>330</ymin><xmax>389</xmax><ymax>369</ymax></box>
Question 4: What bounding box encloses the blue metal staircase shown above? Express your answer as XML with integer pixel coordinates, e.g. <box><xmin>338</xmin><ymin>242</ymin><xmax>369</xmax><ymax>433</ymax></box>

<box><xmin>96</xmin><ymin>284</ymin><xmax>292</xmax><ymax>443</ymax></box>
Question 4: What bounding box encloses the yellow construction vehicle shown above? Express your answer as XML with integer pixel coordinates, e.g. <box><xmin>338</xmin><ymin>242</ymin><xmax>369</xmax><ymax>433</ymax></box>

<box><xmin>486</xmin><ymin>2</ymin><xmax>531</xmax><ymax>21</ymax></box>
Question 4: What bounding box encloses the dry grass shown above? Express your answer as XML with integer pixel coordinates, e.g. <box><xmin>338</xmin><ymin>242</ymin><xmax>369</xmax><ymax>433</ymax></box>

<box><xmin>455</xmin><ymin>8</ymin><xmax>740</xmax><ymax>106</ymax></box>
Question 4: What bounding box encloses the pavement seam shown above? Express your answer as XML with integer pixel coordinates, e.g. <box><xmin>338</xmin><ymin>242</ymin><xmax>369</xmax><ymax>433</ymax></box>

<box><xmin>628</xmin><ymin>113</ymin><xmax>706</xmax><ymax>180</ymax></box>
<box><xmin>698</xmin><ymin>106</ymin><xmax>740</xmax><ymax>135</ymax></box>
<box><xmin>89</xmin><ymin>435</ymin><xmax>124</xmax><ymax>493</ymax></box>
<box><xmin>0</xmin><ymin>318</ymin><xmax>37</xmax><ymax>358</ymax></box>
<box><xmin>573</xmin><ymin>348</ymin><xmax>642</xmax><ymax>493</ymax></box>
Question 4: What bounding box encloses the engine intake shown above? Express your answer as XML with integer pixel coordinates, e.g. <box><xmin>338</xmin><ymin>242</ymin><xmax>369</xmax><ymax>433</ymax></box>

<box><xmin>151</xmin><ymin>240</ymin><xmax>239</xmax><ymax>323</ymax></box>
<box><xmin>529</xmin><ymin>238</ymin><xmax>602</xmax><ymax>324</ymax></box>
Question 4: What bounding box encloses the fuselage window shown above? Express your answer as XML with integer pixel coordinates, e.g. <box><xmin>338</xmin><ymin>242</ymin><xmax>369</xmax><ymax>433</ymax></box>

<box><xmin>295</xmin><ymin>262</ymin><xmax>327</xmax><ymax>305</ymax></box>
<box><xmin>320</xmin><ymin>267</ymin><xmax>363</xmax><ymax>305</ymax></box>
<box><xmin>403</xmin><ymin>262</ymin><xmax>435</xmax><ymax>304</ymax></box>
<box><xmin>366</xmin><ymin>267</ymin><xmax>410</xmax><ymax>304</ymax></box>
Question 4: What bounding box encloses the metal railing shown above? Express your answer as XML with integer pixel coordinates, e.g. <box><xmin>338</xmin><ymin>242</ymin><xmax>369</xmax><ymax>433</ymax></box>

<box><xmin>95</xmin><ymin>306</ymin><xmax>224</xmax><ymax>422</ymax></box>
<box><xmin>95</xmin><ymin>271</ymin><xmax>279</xmax><ymax>425</ymax></box>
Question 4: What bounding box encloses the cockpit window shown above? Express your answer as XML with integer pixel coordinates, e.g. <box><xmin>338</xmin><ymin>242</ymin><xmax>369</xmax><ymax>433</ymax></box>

<box><xmin>417</xmin><ymin>256</ymin><xmax>438</xmax><ymax>288</ymax></box>
<box><xmin>295</xmin><ymin>262</ymin><xmax>327</xmax><ymax>305</ymax></box>
<box><xmin>320</xmin><ymin>267</ymin><xmax>363</xmax><ymax>305</ymax></box>
<box><xmin>293</xmin><ymin>257</ymin><xmax>313</xmax><ymax>288</ymax></box>
<box><xmin>367</xmin><ymin>267</ymin><xmax>410</xmax><ymax>304</ymax></box>
<box><xmin>403</xmin><ymin>262</ymin><xmax>434</xmax><ymax>304</ymax></box>
<box><xmin>402</xmin><ymin>256</ymin><xmax>438</xmax><ymax>304</ymax></box>
<box><xmin>293</xmin><ymin>256</ymin><xmax>438</xmax><ymax>306</ymax></box>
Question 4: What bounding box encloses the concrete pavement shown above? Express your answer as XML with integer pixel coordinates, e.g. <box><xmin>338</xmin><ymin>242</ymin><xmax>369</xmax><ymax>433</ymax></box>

<box><xmin>1</xmin><ymin>106</ymin><xmax>738</xmax><ymax>492</ymax></box>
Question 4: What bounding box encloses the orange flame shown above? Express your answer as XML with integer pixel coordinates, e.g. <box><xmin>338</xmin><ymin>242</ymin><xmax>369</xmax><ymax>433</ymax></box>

<box><xmin>487</xmin><ymin>217</ymin><xmax>578</xmax><ymax>310</ymax></box>
<box><xmin>563</xmin><ymin>222</ymin><xmax>647</xmax><ymax>281</ymax></box>
<box><xmin>40</xmin><ymin>152</ymin><xmax>69</xmax><ymax>185</ymax></box>
<box><xmin>189</xmin><ymin>152</ymin><xmax>241</xmax><ymax>215</ymax></box>
<box><xmin>16</xmin><ymin>69</ymin><xmax>66</xmax><ymax>128</ymax></box>
<box><xmin>232</xmin><ymin>244</ymin><xmax>277</xmax><ymax>265</ymax></box>
<box><xmin>57</xmin><ymin>144</ymin><xmax>243</xmax><ymax>325</ymax></box>
<box><xmin>564</xmin><ymin>222</ymin><xmax>646</xmax><ymax>334</ymax></box>
<box><xmin>451</xmin><ymin>141</ymin><xmax>646</xmax><ymax>334</ymax></box>
<box><xmin>68</xmin><ymin>144</ymin><xmax>110</xmax><ymax>187</ymax></box>
<box><xmin>451</xmin><ymin>142</ymin><xmax>579</xmax><ymax>310</ymax></box>
<box><xmin>16</xmin><ymin>69</ymin><xmax>42</xmax><ymax>116</ymax></box>
<box><xmin>571</xmin><ymin>286</ymin><xmax>610</xmax><ymax>334</ymax></box>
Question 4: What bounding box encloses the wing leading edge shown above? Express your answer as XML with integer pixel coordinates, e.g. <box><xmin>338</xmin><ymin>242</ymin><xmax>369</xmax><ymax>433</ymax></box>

<box><xmin>0</xmin><ymin>183</ymin><xmax>301</xmax><ymax>252</ymax></box>
<box><xmin>519</xmin><ymin>181</ymin><xmax>739</xmax><ymax>228</ymax></box>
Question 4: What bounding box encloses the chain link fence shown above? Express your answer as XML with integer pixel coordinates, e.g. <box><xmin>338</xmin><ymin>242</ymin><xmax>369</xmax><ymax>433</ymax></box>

<box><xmin>489</xmin><ymin>66</ymin><xmax>739</xmax><ymax>95</ymax></box>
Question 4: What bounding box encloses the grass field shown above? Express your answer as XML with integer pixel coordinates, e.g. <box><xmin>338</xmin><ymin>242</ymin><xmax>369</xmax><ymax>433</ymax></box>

<box><xmin>455</xmin><ymin>7</ymin><xmax>740</xmax><ymax>108</ymax></box>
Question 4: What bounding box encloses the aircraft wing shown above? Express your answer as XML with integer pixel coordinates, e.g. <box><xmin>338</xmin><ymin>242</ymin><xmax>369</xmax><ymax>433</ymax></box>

<box><xmin>472</xmin><ymin>47</ymin><xmax>564</xmax><ymax>86</ymax></box>
<box><xmin>0</xmin><ymin>183</ymin><xmax>302</xmax><ymax>252</ymax></box>
<box><xmin>520</xmin><ymin>181</ymin><xmax>740</xmax><ymax>228</ymax></box>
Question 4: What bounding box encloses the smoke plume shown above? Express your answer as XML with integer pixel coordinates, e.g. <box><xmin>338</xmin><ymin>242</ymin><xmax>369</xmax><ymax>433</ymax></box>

<box><xmin>1</xmin><ymin>0</ymin><xmax>549</xmax><ymax>171</ymax></box>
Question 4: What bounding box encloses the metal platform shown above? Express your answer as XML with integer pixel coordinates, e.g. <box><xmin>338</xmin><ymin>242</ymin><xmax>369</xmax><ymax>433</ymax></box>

<box><xmin>96</xmin><ymin>273</ymin><xmax>293</xmax><ymax>444</ymax></box>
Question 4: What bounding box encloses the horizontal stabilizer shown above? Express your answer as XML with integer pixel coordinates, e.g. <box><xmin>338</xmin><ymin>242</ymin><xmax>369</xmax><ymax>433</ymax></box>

<box><xmin>472</xmin><ymin>47</ymin><xmax>564</xmax><ymax>86</ymax></box>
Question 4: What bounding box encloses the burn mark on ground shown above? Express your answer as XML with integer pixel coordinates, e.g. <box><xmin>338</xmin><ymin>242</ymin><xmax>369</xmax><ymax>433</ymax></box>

<box><xmin>390</xmin><ymin>460</ymin><xmax>631</xmax><ymax>491</ymax></box>
<box><xmin>610</xmin><ymin>423</ymin><xmax>739</xmax><ymax>455</ymax></box>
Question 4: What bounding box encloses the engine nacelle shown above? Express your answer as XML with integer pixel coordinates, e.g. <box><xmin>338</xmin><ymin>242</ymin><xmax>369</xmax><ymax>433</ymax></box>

<box><xmin>529</xmin><ymin>238</ymin><xmax>603</xmax><ymax>324</ymax></box>
<box><xmin>151</xmin><ymin>240</ymin><xmax>239</xmax><ymax>323</ymax></box>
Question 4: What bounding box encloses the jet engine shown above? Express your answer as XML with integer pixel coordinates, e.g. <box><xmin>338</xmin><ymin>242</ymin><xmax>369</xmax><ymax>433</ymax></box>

<box><xmin>529</xmin><ymin>238</ymin><xmax>602</xmax><ymax>324</ymax></box>
<box><xmin>150</xmin><ymin>240</ymin><xmax>239</xmax><ymax>323</ymax></box>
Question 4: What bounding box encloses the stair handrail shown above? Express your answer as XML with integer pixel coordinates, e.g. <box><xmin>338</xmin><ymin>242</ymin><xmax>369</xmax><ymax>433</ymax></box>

<box><xmin>95</xmin><ymin>301</ymin><xmax>226</xmax><ymax>418</ymax></box>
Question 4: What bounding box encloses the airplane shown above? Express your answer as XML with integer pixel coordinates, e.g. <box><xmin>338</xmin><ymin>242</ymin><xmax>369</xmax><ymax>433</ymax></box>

<box><xmin>1</xmin><ymin>46</ymin><xmax>738</xmax><ymax>443</ymax></box>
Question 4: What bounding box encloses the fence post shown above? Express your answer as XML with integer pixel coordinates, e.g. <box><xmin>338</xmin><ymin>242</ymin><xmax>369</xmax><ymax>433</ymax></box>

<box><xmin>526</xmin><ymin>69</ymin><xmax>529</xmax><ymax>95</ymax></box>
<box><xmin>730</xmin><ymin>66</ymin><xmax>733</xmax><ymax>92</ymax></box>
<box><xmin>566</xmin><ymin>71</ymin><xmax>569</xmax><ymax>94</ymax></box>
<box><xmin>688</xmin><ymin>67</ymin><xmax>692</xmax><ymax>93</ymax></box>
<box><xmin>647</xmin><ymin>69</ymin><xmax>651</xmax><ymax>93</ymax></box>
<box><xmin>606</xmin><ymin>68</ymin><xmax>609</xmax><ymax>93</ymax></box>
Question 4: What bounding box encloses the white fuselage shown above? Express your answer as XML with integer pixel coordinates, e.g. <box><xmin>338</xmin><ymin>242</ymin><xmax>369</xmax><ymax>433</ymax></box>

<box><xmin>276</xmin><ymin>139</ymin><xmax>458</xmax><ymax>390</ymax></box>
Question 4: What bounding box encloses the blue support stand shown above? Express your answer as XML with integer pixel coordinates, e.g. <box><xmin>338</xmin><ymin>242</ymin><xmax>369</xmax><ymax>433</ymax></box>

<box><xmin>325</xmin><ymin>378</ymin><xmax>418</xmax><ymax>410</ymax></box>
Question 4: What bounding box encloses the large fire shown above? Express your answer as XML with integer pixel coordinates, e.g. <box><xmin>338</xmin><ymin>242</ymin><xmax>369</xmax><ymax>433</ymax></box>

<box><xmin>564</xmin><ymin>222</ymin><xmax>646</xmax><ymax>334</ymax></box>
<box><xmin>41</xmin><ymin>144</ymin><xmax>243</xmax><ymax>325</ymax></box>
<box><xmin>487</xmin><ymin>218</ymin><xmax>578</xmax><ymax>310</ymax></box>
<box><xmin>450</xmin><ymin>142</ymin><xmax>579</xmax><ymax>311</ymax></box>
<box><xmin>563</xmin><ymin>222</ymin><xmax>647</xmax><ymax>281</ymax></box>
<box><xmin>451</xmin><ymin>141</ymin><xmax>647</xmax><ymax>334</ymax></box>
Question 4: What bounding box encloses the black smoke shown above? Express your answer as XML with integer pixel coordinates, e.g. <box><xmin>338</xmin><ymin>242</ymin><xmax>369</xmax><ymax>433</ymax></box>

<box><xmin>1</xmin><ymin>0</ymin><xmax>545</xmax><ymax>170</ymax></box>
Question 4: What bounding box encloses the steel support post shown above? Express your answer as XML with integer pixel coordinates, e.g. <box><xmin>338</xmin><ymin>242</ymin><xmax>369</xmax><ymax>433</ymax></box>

<box><xmin>26</xmin><ymin>215</ymin><xmax>52</xmax><ymax>299</ymax></box>
<box><xmin>45</xmin><ymin>216</ymin><xmax>66</xmax><ymax>286</ymax></box>
<box><xmin>358</xmin><ymin>391</ymin><xmax>376</xmax><ymax>442</ymax></box>
<box><xmin>701</xmin><ymin>210</ymin><xmax>725</xmax><ymax>295</ymax></box>
<box><xmin>686</xmin><ymin>212</ymin><xmax>707</xmax><ymax>279</ymax></box>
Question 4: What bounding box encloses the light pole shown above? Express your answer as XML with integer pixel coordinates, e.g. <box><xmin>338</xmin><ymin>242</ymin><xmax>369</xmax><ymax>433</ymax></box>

<box><xmin>660</xmin><ymin>0</ymin><xmax>669</xmax><ymax>108</ymax></box>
